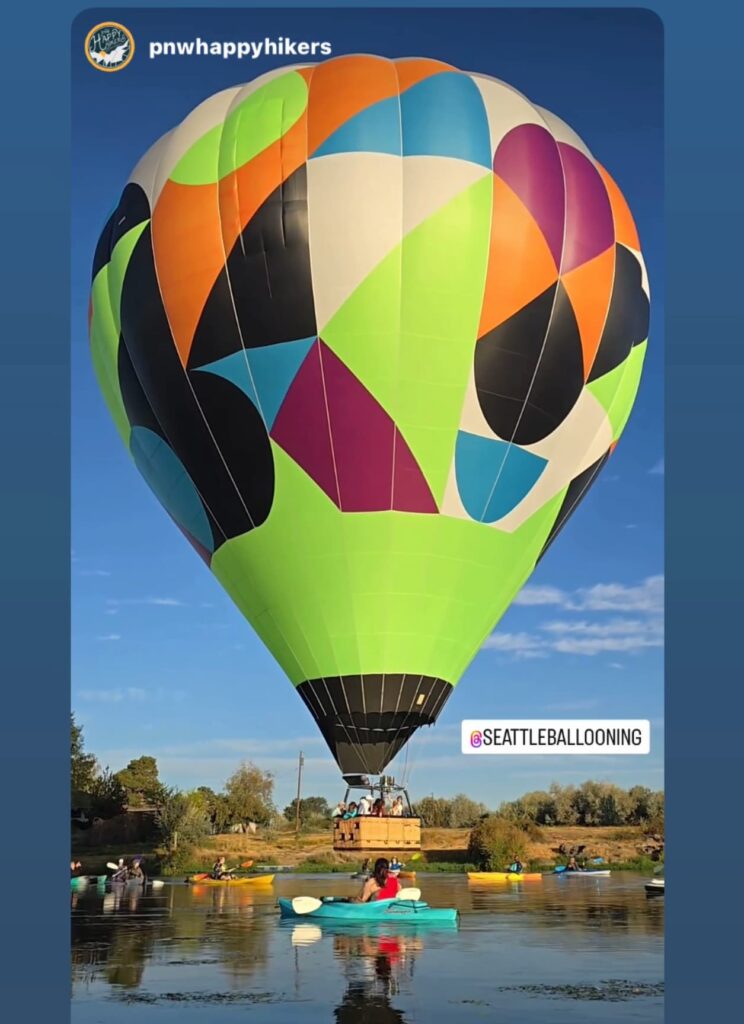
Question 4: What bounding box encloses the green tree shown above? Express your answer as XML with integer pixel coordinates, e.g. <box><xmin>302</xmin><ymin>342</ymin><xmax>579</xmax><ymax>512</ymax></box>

<box><xmin>71</xmin><ymin>713</ymin><xmax>98</xmax><ymax>797</ymax></box>
<box><xmin>414</xmin><ymin>796</ymin><xmax>451</xmax><ymax>827</ymax></box>
<box><xmin>448</xmin><ymin>794</ymin><xmax>489</xmax><ymax>828</ymax></box>
<box><xmin>283</xmin><ymin>796</ymin><xmax>330</xmax><ymax>825</ymax></box>
<box><xmin>225</xmin><ymin>762</ymin><xmax>275</xmax><ymax>825</ymax></box>
<box><xmin>467</xmin><ymin>816</ymin><xmax>528</xmax><ymax>871</ymax></box>
<box><xmin>116</xmin><ymin>756</ymin><xmax>166</xmax><ymax>807</ymax></box>
<box><xmin>156</xmin><ymin>790</ymin><xmax>212</xmax><ymax>851</ymax></box>
<box><xmin>196</xmin><ymin>786</ymin><xmax>233</xmax><ymax>833</ymax></box>
<box><xmin>548</xmin><ymin>782</ymin><xmax>579</xmax><ymax>826</ymax></box>
<box><xmin>89</xmin><ymin>767</ymin><xmax>126</xmax><ymax>819</ymax></box>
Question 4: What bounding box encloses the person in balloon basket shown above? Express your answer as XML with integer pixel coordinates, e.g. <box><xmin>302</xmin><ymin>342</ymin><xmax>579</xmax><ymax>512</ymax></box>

<box><xmin>353</xmin><ymin>858</ymin><xmax>401</xmax><ymax>903</ymax></box>
<box><xmin>371</xmin><ymin>798</ymin><xmax>387</xmax><ymax>817</ymax></box>
<box><xmin>357</xmin><ymin>794</ymin><xmax>372</xmax><ymax>816</ymax></box>
<box><xmin>342</xmin><ymin>802</ymin><xmax>359</xmax><ymax>820</ymax></box>
<box><xmin>331</xmin><ymin>800</ymin><xmax>346</xmax><ymax>819</ymax></box>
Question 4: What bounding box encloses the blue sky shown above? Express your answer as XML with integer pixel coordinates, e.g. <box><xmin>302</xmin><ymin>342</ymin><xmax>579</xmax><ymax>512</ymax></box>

<box><xmin>71</xmin><ymin>8</ymin><xmax>663</xmax><ymax>810</ymax></box>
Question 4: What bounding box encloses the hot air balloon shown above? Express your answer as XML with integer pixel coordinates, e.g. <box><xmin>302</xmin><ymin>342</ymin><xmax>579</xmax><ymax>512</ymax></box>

<box><xmin>89</xmin><ymin>55</ymin><xmax>649</xmax><ymax>781</ymax></box>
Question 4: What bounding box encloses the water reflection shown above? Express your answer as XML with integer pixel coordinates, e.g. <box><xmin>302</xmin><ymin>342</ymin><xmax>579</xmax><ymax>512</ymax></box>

<box><xmin>286</xmin><ymin>921</ymin><xmax>447</xmax><ymax>1024</ymax></box>
<box><xmin>72</xmin><ymin>874</ymin><xmax>663</xmax><ymax>1022</ymax></box>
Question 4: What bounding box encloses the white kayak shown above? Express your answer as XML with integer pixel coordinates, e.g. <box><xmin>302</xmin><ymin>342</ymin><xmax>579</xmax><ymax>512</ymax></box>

<box><xmin>559</xmin><ymin>869</ymin><xmax>611</xmax><ymax>877</ymax></box>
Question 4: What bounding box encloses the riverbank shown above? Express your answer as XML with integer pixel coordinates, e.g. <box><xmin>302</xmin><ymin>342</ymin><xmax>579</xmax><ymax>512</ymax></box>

<box><xmin>72</xmin><ymin>824</ymin><xmax>657</xmax><ymax>875</ymax></box>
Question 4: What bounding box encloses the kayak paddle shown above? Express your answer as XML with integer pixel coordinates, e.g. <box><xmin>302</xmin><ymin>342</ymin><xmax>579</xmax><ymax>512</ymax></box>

<box><xmin>106</xmin><ymin>862</ymin><xmax>120</xmax><ymax>871</ymax></box>
<box><xmin>291</xmin><ymin>896</ymin><xmax>323</xmax><ymax>915</ymax></box>
<box><xmin>397</xmin><ymin>887</ymin><xmax>421</xmax><ymax>901</ymax></box>
<box><xmin>410</xmin><ymin>853</ymin><xmax>422</xmax><ymax>862</ymax></box>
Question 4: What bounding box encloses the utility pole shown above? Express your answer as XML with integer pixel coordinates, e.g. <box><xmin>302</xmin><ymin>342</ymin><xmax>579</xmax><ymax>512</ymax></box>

<box><xmin>294</xmin><ymin>751</ymin><xmax>304</xmax><ymax>837</ymax></box>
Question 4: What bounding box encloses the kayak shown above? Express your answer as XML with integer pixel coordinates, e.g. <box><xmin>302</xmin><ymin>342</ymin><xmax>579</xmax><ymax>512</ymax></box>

<box><xmin>186</xmin><ymin>874</ymin><xmax>275</xmax><ymax>886</ymax></box>
<box><xmin>279</xmin><ymin>897</ymin><xmax>457</xmax><ymax>923</ymax></box>
<box><xmin>645</xmin><ymin>878</ymin><xmax>664</xmax><ymax>894</ymax></box>
<box><xmin>557</xmin><ymin>869</ymin><xmax>611</xmax><ymax>877</ymax></box>
<box><xmin>468</xmin><ymin>872</ymin><xmax>542</xmax><ymax>882</ymax></box>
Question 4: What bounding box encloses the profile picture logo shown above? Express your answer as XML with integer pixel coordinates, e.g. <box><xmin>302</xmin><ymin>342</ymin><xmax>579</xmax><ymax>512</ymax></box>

<box><xmin>85</xmin><ymin>22</ymin><xmax>135</xmax><ymax>72</ymax></box>
<box><xmin>470</xmin><ymin>730</ymin><xmax>483</xmax><ymax>748</ymax></box>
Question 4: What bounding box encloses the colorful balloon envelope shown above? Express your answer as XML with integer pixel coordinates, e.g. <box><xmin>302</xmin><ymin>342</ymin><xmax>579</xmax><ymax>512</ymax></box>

<box><xmin>89</xmin><ymin>56</ymin><xmax>649</xmax><ymax>777</ymax></box>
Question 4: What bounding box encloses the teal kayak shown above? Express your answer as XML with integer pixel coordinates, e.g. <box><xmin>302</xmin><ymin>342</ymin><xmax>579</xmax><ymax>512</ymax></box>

<box><xmin>278</xmin><ymin>897</ymin><xmax>458</xmax><ymax>924</ymax></box>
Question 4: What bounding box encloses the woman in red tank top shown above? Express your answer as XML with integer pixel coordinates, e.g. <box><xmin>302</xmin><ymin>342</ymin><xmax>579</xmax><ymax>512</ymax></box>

<box><xmin>355</xmin><ymin>858</ymin><xmax>401</xmax><ymax>902</ymax></box>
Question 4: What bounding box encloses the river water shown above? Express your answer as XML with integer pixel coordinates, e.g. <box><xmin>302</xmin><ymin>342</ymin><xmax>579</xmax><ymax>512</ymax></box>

<box><xmin>72</xmin><ymin>872</ymin><xmax>663</xmax><ymax>1022</ymax></box>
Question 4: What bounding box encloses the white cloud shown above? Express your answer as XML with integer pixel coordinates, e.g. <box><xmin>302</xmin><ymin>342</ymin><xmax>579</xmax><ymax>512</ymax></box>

<box><xmin>76</xmin><ymin>686</ymin><xmax>177</xmax><ymax>704</ymax></box>
<box><xmin>569</xmin><ymin>575</ymin><xmax>663</xmax><ymax>614</ymax></box>
<box><xmin>609</xmin><ymin>662</ymin><xmax>624</xmax><ymax>670</ymax></box>
<box><xmin>649</xmin><ymin>458</ymin><xmax>664</xmax><ymax>476</ymax></box>
<box><xmin>542</xmin><ymin>619</ymin><xmax>658</xmax><ymax>638</ymax></box>
<box><xmin>107</xmin><ymin>597</ymin><xmax>185</xmax><ymax>607</ymax></box>
<box><xmin>482</xmin><ymin>631</ymin><xmax>548</xmax><ymax>657</ymax></box>
<box><xmin>514</xmin><ymin>585</ymin><xmax>566</xmax><ymax>607</ymax></box>
<box><xmin>79</xmin><ymin>569</ymin><xmax>112</xmax><ymax>577</ymax></box>
<box><xmin>96</xmin><ymin>633</ymin><xmax>121</xmax><ymax>642</ymax></box>
<box><xmin>77</xmin><ymin>687</ymin><xmax>146</xmax><ymax>703</ymax></box>
<box><xmin>551</xmin><ymin>633</ymin><xmax>661</xmax><ymax>656</ymax></box>
<box><xmin>486</xmin><ymin>589</ymin><xmax>664</xmax><ymax>659</ymax></box>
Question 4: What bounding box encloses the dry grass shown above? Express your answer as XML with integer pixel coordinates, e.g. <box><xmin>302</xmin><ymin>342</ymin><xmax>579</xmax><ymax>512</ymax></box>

<box><xmin>193</xmin><ymin>824</ymin><xmax>646</xmax><ymax>868</ymax></box>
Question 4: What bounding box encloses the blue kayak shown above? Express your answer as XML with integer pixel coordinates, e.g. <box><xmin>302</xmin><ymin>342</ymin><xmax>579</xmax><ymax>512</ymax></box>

<box><xmin>278</xmin><ymin>897</ymin><xmax>458</xmax><ymax>924</ymax></box>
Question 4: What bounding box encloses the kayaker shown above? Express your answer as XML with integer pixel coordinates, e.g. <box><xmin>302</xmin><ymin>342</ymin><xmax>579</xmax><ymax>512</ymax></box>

<box><xmin>353</xmin><ymin>857</ymin><xmax>401</xmax><ymax>902</ymax></box>
<box><xmin>508</xmin><ymin>857</ymin><xmax>524</xmax><ymax>873</ymax></box>
<box><xmin>130</xmin><ymin>857</ymin><xmax>146</xmax><ymax>882</ymax></box>
<box><xmin>112</xmin><ymin>858</ymin><xmax>128</xmax><ymax>882</ymax></box>
<box><xmin>390</xmin><ymin>857</ymin><xmax>403</xmax><ymax>874</ymax></box>
<box><xmin>566</xmin><ymin>856</ymin><xmax>584</xmax><ymax>872</ymax></box>
<box><xmin>212</xmin><ymin>856</ymin><xmax>234</xmax><ymax>880</ymax></box>
<box><xmin>70</xmin><ymin>860</ymin><xmax>82</xmax><ymax>876</ymax></box>
<box><xmin>342</xmin><ymin>802</ymin><xmax>359</xmax><ymax>819</ymax></box>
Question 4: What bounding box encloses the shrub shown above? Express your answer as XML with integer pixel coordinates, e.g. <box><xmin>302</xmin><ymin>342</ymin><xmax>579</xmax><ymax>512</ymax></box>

<box><xmin>467</xmin><ymin>816</ymin><xmax>528</xmax><ymax>871</ymax></box>
<box><xmin>160</xmin><ymin>845</ymin><xmax>200</xmax><ymax>876</ymax></box>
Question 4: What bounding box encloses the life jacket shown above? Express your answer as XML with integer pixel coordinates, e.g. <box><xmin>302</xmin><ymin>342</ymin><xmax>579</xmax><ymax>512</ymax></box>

<box><xmin>376</xmin><ymin>874</ymin><xmax>401</xmax><ymax>900</ymax></box>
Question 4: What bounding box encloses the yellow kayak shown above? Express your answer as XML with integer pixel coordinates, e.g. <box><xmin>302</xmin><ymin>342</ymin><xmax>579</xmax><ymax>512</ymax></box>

<box><xmin>467</xmin><ymin>871</ymin><xmax>542</xmax><ymax>882</ymax></box>
<box><xmin>187</xmin><ymin>874</ymin><xmax>275</xmax><ymax>886</ymax></box>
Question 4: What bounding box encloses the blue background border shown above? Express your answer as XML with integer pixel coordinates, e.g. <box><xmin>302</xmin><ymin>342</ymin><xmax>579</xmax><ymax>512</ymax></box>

<box><xmin>2</xmin><ymin>2</ymin><xmax>740</xmax><ymax>1019</ymax></box>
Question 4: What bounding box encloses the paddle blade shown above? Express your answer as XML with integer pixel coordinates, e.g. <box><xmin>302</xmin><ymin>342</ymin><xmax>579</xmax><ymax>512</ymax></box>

<box><xmin>397</xmin><ymin>887</ymin><xmax>421</xmax><ymax>901</ymax></box>
<box><xmin>241</xmin><ymin>860</ymin><xmax>254</xmax><ymax>869</ymax></box>
<box><xmin>106</xmin><ymin>862</ymin><xmax>119</xmax><ymax>871</ymax></box>
<box><xmin>150</xmin><ymin>879</ymin><xmax>165</xmax><ymax>889</ymax></box>
<box><xmin>410</xmin><ymin>853</ymin><xmax>422</xmax><ymax>861</ymax></box>
<box><xmin>291</xmin><ymin>896</ymin><xmax>322</xmax><ymax>915</ymax></box>
<box><xmin>554</xmin><ymin>866</ymin><xmax>566</xmax><ymax>873</ymax></box>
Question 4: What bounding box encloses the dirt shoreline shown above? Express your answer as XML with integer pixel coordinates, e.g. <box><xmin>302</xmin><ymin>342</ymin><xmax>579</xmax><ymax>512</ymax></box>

<box><xmin>74</xmin><ymin>824</ymin><xmax>652</xmax><ymax>873</ymax></box>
